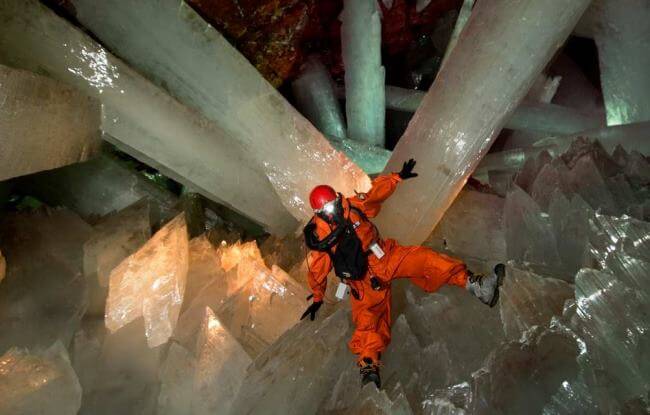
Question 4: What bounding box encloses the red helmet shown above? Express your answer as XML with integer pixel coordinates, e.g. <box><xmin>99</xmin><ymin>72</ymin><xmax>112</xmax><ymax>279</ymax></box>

<box><xmin>309</xmin><ymin>185</ymin><xmax>337</xmax><ymax>211</ymax></box>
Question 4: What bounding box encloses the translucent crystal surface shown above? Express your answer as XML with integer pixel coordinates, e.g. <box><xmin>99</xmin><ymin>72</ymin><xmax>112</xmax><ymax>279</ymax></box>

<box><xmin>230</xmin><ymin>307</ymin><xmax>353</xmax><ymax>414</ymax></box>
<box><xmin>16</xmin><ymin>155</ymin><xmax>180</xmax><ymax>228</ymax></box>
<box><xmin>83</xmin><ymin>199</ymin><xmax>151</xmax><ymax>315</ymax></box>
<box><xmin>157</xmin><ymin>342</ymin><xmax>194</xmax><ymax>415</ymax></box>
<box><xmin>425</xmin><ymin>190</ymin><xmax>506</xmax><ymax>263</ymax></box>
<box><xmin>0</xmin><ymin>64</ymin><xmax>101</xmax><ymax>181</ymax></box>
<box><xmin>216</xmin><ymin>259</ymin><xmax>309</xmax><ymax>357</ymax></box>
<box><xmin>326</xmin><ymin>135</ymin><xmax>392</xmax><ymax>175</ymax></box>
<box><xmin>68</xmin><ymin>0</ymin><xmax>370</xmax><ymax>221</ymax></box>
<box><xmin>0</xmin><ymin>342</ymin><xmax>82</xmax><ymax>415</ymax></box>
<box><xmin>440</xmin><ymin>0</ymin><xmax>475</xmax><ymax>67</ymax></box>
<box><xmin>499</xmin><ymin>265</ymin><xmax>573</xmax><ymax>341</ymax></box>
<box><xmin>192</xmin><ymin>307</ymin><xmax>251</xmax><ymax>415</ymax></box>
<box><xmin>341</xmin><ymin>0</ymin><xmax>385</xmax><ymax>146</ymax></box>
<box><xmin>106</xmin><ymin>214</ymin><xmax>189</xmax><ymax>347</ymax></box>
<box><xmin>375</xmin><ymin>0</ymin><xmax>591</xmax><ymax>244</ymax></box>
<box><xmin>0</xmin><ymin>209</ymin><xmax>91</xmax><ymax>353</ymax></box>
<box><xmin>292</xmin><ymin>55</ymin><xmax>347</xmax><ymax>141</ymax></box>
<box><xmin>0</xmin><ymin>0</ymin><xmax>297</xmax><ymax>234</ymax></box>
<box><xmin>594</xmin><ymin>0</ymin><xmax>650</xmax><ymax>125</ymax></box>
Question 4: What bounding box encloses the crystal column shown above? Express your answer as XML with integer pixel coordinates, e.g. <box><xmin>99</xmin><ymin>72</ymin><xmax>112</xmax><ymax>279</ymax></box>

<box><xmin>594</xmin><ymin>0</ymin><xmax>650</xmax><ymax>126</ymax></box>
<box><xmin>375</xmin><ymin>0</ymin><xmax>591</xmax><ymax>245</ymax></box>
<box><xmin>341</xmin><ymin>0</ymin><xmax>386</xmax><ymax>146</ymax></box>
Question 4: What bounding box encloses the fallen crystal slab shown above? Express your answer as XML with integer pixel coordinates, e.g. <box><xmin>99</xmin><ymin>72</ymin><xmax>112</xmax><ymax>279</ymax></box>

<box><xmin>470</xmin><ymin>327</ymin><xmax>580</xmax><ymax>415</ymax></box>
<box><xmin>341</xmin><ymin>0</ymin><xmax>385</xmax><ymax>146</ymax></box>
<box><xmin>83</xmin><ymin>199</ymin><xmax>151</xmax><ymax>315</ymax></box>
<box><xmin>68</xmin><ymin>0</ymin><xmax>370</xmax><ymax>222</ymax></box>
<box><xmin>0</xmin><ymin>64</ymin><xmax>101</xmax><ymax>182</ymax></box>
<box><xmin>425</xmin><ymin>190</ymin><xmax>506</xmax><ymax>263</ymax></box>
<box><xmin>0</xmin><ymin>342</ymin><xmax>82</xmax><ymax>415</ymax></box>
<box><xmin>499</xmin><ymin>264</ymin><xmax>574</xmax><ymax>341</ymax></box>
<box><xmin>106</xmin><ymin>214</ymin><xmax>189</xmax><ymax>347</ymax></box>
<box><xmin>230</xmin><ymin>307</ymin><xmax>353</xmax><ymax>414</ymax></box>
<box><xmin>594</xmin><ymin>0</ymin><xmax>650</xmax><ymax>126</ymax></box>
<box><xmin>16</xmin><ymin>154</ymin><xmax>180</xmax><ymax>228</ymax></box>
<box><xmin>0</xmin><ymin>209</ymin><xmax>91</xmax><ymax>354</ymax></box>
<box><xmin>0</xmin><ymin>0</ymin><xmax>298</xmax><ymax>234</ymax></box>
<box><xmin>375</xmin><ymin>0</ymin><xmax>591</xmax><ymax>244</ymax></box>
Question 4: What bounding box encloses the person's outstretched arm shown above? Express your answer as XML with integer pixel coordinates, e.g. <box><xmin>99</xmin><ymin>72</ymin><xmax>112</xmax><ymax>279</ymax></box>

<box><xmin>351</xmin><ymin>159</ymin><xmax>418</xmax><ymax>218</ymax></box>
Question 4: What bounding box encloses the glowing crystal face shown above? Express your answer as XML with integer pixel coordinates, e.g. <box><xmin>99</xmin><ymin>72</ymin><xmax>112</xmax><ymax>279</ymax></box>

<box><xmin>0</xmin><ymin>249</ymin><xmax>5</xmax><ymax>284</ymax></box>
<box><xmin>374</xmin><ymin>0</ymin><xmax>591</xmax><ymax>245</ymax></box>
<box><xmin>105</xmin><ymin>214</ymin><xmax>189</xmax><ymax>347</ymax></box>
<box><xmin>0</xmin><ymin>342</ymin><xmax>82</xmax><ymax>415</ymax></box>
<box><xmin>0</xmin><ymin>64</ymin><xmax>101</xmax><ymax>182</ymax></box>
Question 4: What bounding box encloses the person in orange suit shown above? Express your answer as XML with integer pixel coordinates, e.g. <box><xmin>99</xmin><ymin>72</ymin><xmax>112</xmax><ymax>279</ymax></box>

<box><xmin>300</xmin><ymin>159</ymin><xmax>504</xmax><ymax>388</ymax></box>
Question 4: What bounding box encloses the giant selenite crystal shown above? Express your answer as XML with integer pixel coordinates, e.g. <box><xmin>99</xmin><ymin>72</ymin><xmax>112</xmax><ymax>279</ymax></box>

<box><xmin>341</xmin><ymin>0</ymin><xmax>385</xmax><ymax>146</ymax></box>
<box><xmin>106</xmin><ymin>214</ymin><xmax>189</xmax><ymax>347</ymax></box>
<box><xmin>0</xmin><ymin>64</ymin><xmax>101</xmax><ymax>181</ymax></box>
<box><xmin>83</xmin><ymin>199</ymin><xmax>151</xmax><ymax>315</ymax></box>
<box><xmin>594</xmin><ymin>0</ymin><xmax>650</xmax><ymax>126</ymax></box>
<box><xmin>0</xmin><ymin>209</ymin><xmax>91</xmax><ymax>354</ymax></box>
<box><xmin>67</xmin><ymin>0</ymin><xmax>370</xmax><ymax>221</ymax></box>
<box><xmin>0</xmin><ymin>0</ymin><xmax>297</xmax><ymax>234</ymax></box>
<box><xmin>230</xmin><ymin>307</ymin><xmax>354</xmax><ymax>414</ymax></box>
<box><xmin>0</xmin><ymin>342</ymin><xmax>82</xmax><ymax>415</ymax></box>
<box><xmin>374</xmin><ymin>0</ymin><xmax>591</xmax><ymax>244</ymax></box>
<box><xmin>292</xmin><ymin>55</ymin><xmax>346</xmax><ymax>141</ymax></box>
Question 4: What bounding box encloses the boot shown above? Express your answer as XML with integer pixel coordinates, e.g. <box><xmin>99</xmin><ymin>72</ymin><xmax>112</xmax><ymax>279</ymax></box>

<box><xmin>466</xmin><ymin>263</ymin><xmax>505</xmax><ymax>307</ymax></box>
<box><xmin>359</xmin><ymin>357</ymin><xmax>381</xmax><ymax>388</ymax></box>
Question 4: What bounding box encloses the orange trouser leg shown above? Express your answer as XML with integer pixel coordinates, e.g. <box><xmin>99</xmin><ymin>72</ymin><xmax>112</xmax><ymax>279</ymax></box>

<box><xmin>391</xmin><ymin>245</ymin><xmax>468</xmax><ymax>291</ymax></box>
<box><xmin>348</xmin><ymin>284</ymin><xmax>392</xmax><ymax>364</ymax></box>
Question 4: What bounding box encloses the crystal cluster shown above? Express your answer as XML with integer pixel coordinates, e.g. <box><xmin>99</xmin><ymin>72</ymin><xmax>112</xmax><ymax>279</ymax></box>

<box><xmin>67</xmin><ymin>0</ymin><xmax>370</xmax><ymax>222</ymax></box>
<box><xmin>0</xmin><ymin>0</ymin><xmax>299</xmax><ymax>234</ymax></box>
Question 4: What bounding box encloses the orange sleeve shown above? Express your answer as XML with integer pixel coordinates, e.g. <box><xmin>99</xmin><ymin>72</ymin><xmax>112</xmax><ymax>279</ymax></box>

<box><xmin>351</xmin><ymin>173</ymin><xmax>402</xmax><ymax>218</ymax></box>
<box><xmin>307</xmin><ymin>250</ymin><xmax>331</xmax><ymax>302</ymax></box>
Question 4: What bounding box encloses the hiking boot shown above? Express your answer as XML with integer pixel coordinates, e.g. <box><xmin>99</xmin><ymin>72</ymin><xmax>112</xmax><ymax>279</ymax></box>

<box><xmin>466</xmin><ymin>263</ymin><xmax>505</xmax><ymax>307</ymax></box>
<box><xmin>359</xmin><ymin>357</ymin><xmax>381</xmax><ymax>389</ymax></box>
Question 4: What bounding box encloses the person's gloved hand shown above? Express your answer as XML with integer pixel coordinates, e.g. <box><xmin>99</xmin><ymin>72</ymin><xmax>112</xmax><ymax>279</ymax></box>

<box><xmin>398</xmin><ymin>159</ymin><xmax>418</xmax><ymax>180</ymax></box>
<box><xmin>300</xmin><ymin>294</ymin><xmax>323</xmax><ymax>321</ymax></box>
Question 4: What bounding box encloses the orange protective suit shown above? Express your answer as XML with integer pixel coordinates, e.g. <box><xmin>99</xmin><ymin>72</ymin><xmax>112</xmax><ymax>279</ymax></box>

<box><xmin>307</xmin><ymin>173</ymin><xmax>469</xmax><ymax>364</ymax></box>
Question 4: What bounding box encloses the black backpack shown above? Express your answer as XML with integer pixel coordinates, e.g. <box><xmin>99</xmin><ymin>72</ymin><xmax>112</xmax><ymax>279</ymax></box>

<box><xmin>303</xmin><ymin>208</ymin><xmax>368</xmax><ymax>281</ymax></box>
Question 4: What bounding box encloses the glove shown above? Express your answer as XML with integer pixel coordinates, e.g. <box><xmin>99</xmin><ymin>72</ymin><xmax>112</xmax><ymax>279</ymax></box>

<box><xmin>300</xmin><ymin>295</ymin><xmax>323</xmax><ymax>321</ymax></box>
<box><xmin>398</xmin><ymin>158</ymin><xmax>418</xmax><ymax>180</ymax></box>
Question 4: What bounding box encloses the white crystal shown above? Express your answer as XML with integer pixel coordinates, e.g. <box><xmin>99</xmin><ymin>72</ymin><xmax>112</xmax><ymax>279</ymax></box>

<box><xmin>440</xmin><ymin>0</ymin><xmax>475</xmax><ymax>67</ymax></box>
<box><xmin>0</xmin><ymin>0</ymin><xmax>298</xmax><ymax>234</ymax></box>
<box><xmin>67</xmin><ymin>0</ymin><xmax>370</xmax><ymax>222</ymax></box>
<box><xmin>106</xmin><ymin>214</ymin><xmax>189</xmax><ymax>347</ymax></box>
<box><xmin>292</xmin><ymin>55</ymin><xmax>347</xmax><ymax>141</ymax></box>
<box><xmin>594</xmin><ymin>0</ymin><xmax>650</xmax><ymax>125</ymax></box>
<box><xmin>341</xmin><ymin>0</ymin><xmax>386</xmax><ymax>146</ymax></box>
<box><xmin>0</xmin><ymin>64</ymin><xmax>101</xmax><ymax>181</ymax></box>
<box><xmin>375</xmin><ymin>0</ymin><xmax>591</xmax><ymax>244</ymax></box>
<box><xmin>0</xmin><ymin>342</ymin><xmax>82</xmax><ymax>415</ymax></box>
